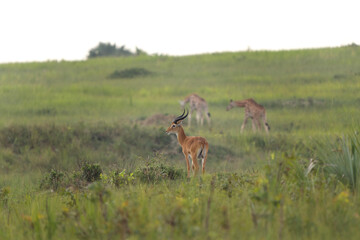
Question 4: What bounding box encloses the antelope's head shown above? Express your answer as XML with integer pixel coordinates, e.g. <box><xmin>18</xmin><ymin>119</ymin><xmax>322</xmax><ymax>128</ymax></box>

<box><xmin>166</xmin><ymin>109</ymin><xmax>189</xmax><ymax>135</ymax></box>
<box><xmin>226</xmin><ymin>99</ymin><xmax>235</xmax><ymax>111</ymax></box>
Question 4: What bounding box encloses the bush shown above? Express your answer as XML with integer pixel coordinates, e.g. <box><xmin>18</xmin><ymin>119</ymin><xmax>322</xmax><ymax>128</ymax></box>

<box><xmin>134</xmin><ymin>156</ymin><xmax>186</xmax><ymax>183</ymax></box>
<box><xmin>81</xmin><ymin>162</ymin><xmax>102</xmax><ymax>183</ymax></box>
<box><xmin>88</xmin><ymin>42</ymin><xmax>133</xmax><ymax>58</ymax></box>
<box><xmin>87</xmin><ymin>42</ymin><xmax>147</xmax><ymax>59</ymax></box>
<box><xmin>40</xmin><ymin>163</ymin><xmax>103</xmax><ymax>191</ymax></box>
<box><xmin>40</xmin><ymin>169</ymin><xmax>65</xmax><ymax>191</ymax></box>
<box><xmin>101</xmin><ymin>169</ymin><xmax>135</xmax><ymax>188</ymax></box>
<box><xmin>107</xmin><ymin>68</ymin><xmax>152</xmax><ymax>79</ymax></box>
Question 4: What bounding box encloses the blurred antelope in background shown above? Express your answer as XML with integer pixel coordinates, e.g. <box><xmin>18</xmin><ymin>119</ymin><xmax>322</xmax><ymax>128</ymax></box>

<box><xmin>179</xmin><ymin>93</ymin><xmax>211</xmax><ymax>127</ymax></box>
<box><xmin>166</xmin><ymin>109</ymin><xmax>209</xmax><ymax>177</ymax></box>
<box><xmin>227</xmin><ymin>98</ymin><xmax>270</xmax><ymax>133</ymax></box>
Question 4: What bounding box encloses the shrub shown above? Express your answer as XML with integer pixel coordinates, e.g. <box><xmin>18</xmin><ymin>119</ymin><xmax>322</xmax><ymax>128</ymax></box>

<box><xmin>88</xmin><ymin>42</ymin><xmax>133</xmax><ymax>58</ymax></box>
<box><xmin>40</xmin><ymin>169</ymin><xmax>65</xmax><ymax>191</ymax></box>
<box><xmin>134</xmin><ymin>156</ymin><xmax>186</xmax><ymax>183</ymax></box>
<box><xmin>81</xmin><ymin>162</ymin><xmax>102</xmax><ymax>183</ymax></box>
<box><xmin>107</xmin><ymin>68</ymin><xmax>152</xmax><ymax>79</ymax></box>
<box><xmin>101</xmin><ymin>169</ymin><xmax>135</xmax><ymax>188</ymax></box>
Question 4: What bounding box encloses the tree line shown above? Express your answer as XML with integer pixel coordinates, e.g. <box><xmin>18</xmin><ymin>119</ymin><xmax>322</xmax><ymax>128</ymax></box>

<box><xmin>88</xmin><ymin>42</ymin><xmax>147</xmax><ymax>59</ymax></box>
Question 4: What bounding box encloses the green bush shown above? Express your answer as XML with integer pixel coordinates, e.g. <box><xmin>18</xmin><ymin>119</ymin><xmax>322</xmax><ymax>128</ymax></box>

<box><xmin>107</xmin><ymin>68</ymin><xmax>152</xmax><ymax>79</ymax></box>
<box><xmin>88</xmin><ymin>42</ymin><xmax>133</xmax><ymax>58</ymax></box>
<box><xmin>101</xmin><ymin>169</ymin><xmax>135</xmax><ymax>188</ymax></box>
<box><xmin>134</xmin><ymin>156</ymin><xmax>186</xmax><ymax>183</ymax></box>
<box><xmin>81</xmin><ymin>162</ymin><xmax>102</xmax><ymax>183</ymax></box>
<box><xmin>40</xmin><ymin>169</ymin><xmax>65</xmax><ymax>191</ymax></box>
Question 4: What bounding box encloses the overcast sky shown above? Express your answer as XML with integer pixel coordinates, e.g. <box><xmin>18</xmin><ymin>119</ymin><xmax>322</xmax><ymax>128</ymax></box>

<box><xmin>0</xmin><ymin>0</ymin><xmax>359</xmax><ymax>63</ymax></box>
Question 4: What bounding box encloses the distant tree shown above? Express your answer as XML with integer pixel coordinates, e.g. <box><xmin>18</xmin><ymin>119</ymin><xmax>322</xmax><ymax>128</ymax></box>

<box><xmin>117</xmin><ymin>45</ymin><xmax>133</xmax><ymax>57</ymax></box>
<box><xmin>135</xmin><ymin>47</ymin><xmax>148</xmax><ymax>56</ymax></box>
<box><xmin>87</xmin><ymin>42</ymin><xmax>147</xmax><ymax>59</ymax></box>
<box><xmin>88</xmin><ymin>42</ymin><xmax>118</xmax><ymax>58</ymax></box>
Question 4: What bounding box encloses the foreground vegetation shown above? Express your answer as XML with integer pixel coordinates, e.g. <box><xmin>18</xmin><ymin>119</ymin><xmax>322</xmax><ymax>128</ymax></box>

<box><xmin>1</xmin><ymin>45</ymin><xmax>360</xmax><ymax>239</ymax></box>
<box><xmin>2</xmin><ymin>152</ymin><xmax>360</xmax><ymax>239</ymax></box>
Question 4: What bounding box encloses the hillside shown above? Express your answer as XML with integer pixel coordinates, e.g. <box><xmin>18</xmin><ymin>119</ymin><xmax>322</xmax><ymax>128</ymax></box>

<box><xmin>0</xmin><ymin>46</ymin><xmax>359</xmax><ymax>129</ymax></box>
<box><xmin>1</xmin><ymin>46</ymin><xmax>360</xmax><ymax>240</ymax></box>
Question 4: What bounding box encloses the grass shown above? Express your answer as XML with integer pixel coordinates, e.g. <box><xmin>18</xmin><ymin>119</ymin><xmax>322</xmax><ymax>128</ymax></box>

<box><xmin>314</xmin><ymin>131</ymin><xmax>360</xmax><ymax>192</ymax></box>
<box><xmin>1</xmin><ymin>161</ymin><xmax>360</xmax><ymax>239</ymax></box>
<box><xmin>1</xmin><ymin>45</ymin><xmax>360</xmax><ymax>239</ymax></box>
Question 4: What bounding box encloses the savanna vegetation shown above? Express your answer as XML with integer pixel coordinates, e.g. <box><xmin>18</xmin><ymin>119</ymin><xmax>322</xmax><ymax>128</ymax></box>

<box><xmin>88</xmin><ymin>42</ymin><xmax>147</xmax><ymax>59</ymax></box>
<box><xmin>1</xmin><ymin>45</ymin><xmax>360</xmax><ymax>239</ymax></box>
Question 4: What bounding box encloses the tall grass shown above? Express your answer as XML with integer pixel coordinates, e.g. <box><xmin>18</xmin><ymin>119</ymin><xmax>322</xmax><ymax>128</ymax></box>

<box><xmin>314</xmin><ymin>131</ymin><xmax>360</xmax><ymax>192</ymax></box>
<box><xmin>1</xmin><ymin>156</ymin><xmax>360</xmax><ymax>240</ymax></box>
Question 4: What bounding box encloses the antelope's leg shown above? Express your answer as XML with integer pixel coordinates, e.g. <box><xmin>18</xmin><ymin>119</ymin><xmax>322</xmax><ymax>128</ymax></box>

<box><xmin>256</xmin><ymin>119</ymin><xmax>261</xmax><ymax>131</ymax></box>
<box><xmin>202</xmin><ymin>146</ymin><xmax>208</xmax><ymax>174</ymax></box>
<box><xmin>200</xmin><ymin>113</ymin><xmax>204</xmax><ymax>126</ymax></box>
<box><xmin>191</xmin><ymin>152</ymin><xmax>200</xmax><ymax>176</ymax></box>
<box><xmin>241</xmin><ymin>115</ymin><xmax>249</xmax><ymax>133</ymax></box>
<box><xmin>196</xmin><ymin>111</ymin><xmax>201</xmax><ymax>126</ymax></box>
<box><xmin>184</xmin><ymin>152</ymin><xmax>191</xmax><ymax>177</ymax></box>
<box><xmin>252</xmin><ymin>119</ymin><xmax>257</xmax><ymax>132</ymax></box>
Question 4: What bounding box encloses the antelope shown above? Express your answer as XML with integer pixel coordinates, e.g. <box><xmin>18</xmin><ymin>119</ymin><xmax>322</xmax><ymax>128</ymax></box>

<box><xmin>226</xmin><ymin>98</ymin><xmax>270</xmax><ymax>133</ymax></box>
<box><xmin>179</xmin><ymin>93</ymin><xmax>211</xmax><ymax>127</ymax></box>
<box><xmin>166</xmin><ymin>109</ymin><xmax>209</xmax><ymax>177</ymax></box>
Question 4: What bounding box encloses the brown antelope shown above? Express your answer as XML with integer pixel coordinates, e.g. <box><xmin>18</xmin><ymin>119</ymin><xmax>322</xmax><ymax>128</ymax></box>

<box><xmin>226</xmin><ymin>98</ymin><xmax>270</xmax><ymax>133</ymax></box>
<box><xmin>166</xmin><ymin>109</ymin><xmax>209</xmax><ymax>177</ymax></box>
<box><xmin>179</xmin><ymin>93</ymin><xmax>211</xmax><ymax>127</ymax></box>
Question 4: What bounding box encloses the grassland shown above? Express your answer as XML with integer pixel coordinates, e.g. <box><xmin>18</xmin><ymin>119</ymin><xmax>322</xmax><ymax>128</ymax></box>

<box><xmin>1</xmin><ymin>45</ymin><xmax>360</xmax><ymax>239</ymax></box>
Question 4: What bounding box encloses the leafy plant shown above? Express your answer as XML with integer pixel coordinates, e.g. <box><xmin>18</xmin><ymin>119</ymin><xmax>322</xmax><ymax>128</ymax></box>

<box><xmin>81</xmin><ymin>162</ymin><xmax>102</xmax><ymax>183</ymax></box>
<box><xmin>314</xmin><ymin>131</ymin><xmax>360</xmax><ymax>191</ymax></box>
<box><xmin>134</xmin><ymin>156</ymin><xmax>186</xmax><ymax>183</ymax></box>
<box><xmin>101</xmin><ymin>169</ymin><xmax>135</xmax><ymax>187</ymax></box>
<box><xmin>40</xmin><ymin>169</ymin><xmax>65</xmax><ymax>191</ymax></box>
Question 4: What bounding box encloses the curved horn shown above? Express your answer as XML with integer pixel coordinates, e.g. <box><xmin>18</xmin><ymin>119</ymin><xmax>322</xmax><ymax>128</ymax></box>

<box><xmin>173</xmin><ymin>109</ymin><xmax>188</xmax><ymax>123</ymax></box>
<box><xmin>173</xmin><ymin>109</ymin><xmax>185</xmax><ymax>123</ymax></box>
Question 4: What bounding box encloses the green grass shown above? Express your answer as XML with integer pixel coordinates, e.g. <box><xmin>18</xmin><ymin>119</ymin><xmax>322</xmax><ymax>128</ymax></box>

<box><xmin>1</xmin><ymin>45</ymin><xmax>360</xmax><ymax>239</ymax></box>
<box><xmin>1</xmin><ymin>161</ymin><xmax>360</xmax><ymax>239</ymax></box>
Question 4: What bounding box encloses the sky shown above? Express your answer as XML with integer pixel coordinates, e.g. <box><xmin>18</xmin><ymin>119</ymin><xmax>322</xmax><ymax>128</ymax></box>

<box><xmin>0</xmin><ymin>0</ymin><xmax>359</xmax><ymax>63</ymax></box>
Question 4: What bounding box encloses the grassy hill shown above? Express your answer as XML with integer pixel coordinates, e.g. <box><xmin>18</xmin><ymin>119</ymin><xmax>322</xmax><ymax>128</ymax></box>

<box><xmin>1</xmin><ymin>45</ymin><xmax>359</xmax><ymax>171</ymax></box>
<box><xmin>1</xmin><ymin>46</ymin><xmax>359</xmax><ymax>128</ymax></box>
<box><xmin>1</xmin><ymin>46</ymin><xmax>360</xmax><ymax>239</ymax></box>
